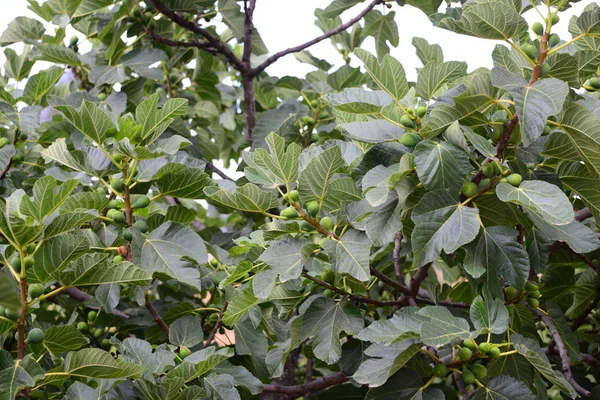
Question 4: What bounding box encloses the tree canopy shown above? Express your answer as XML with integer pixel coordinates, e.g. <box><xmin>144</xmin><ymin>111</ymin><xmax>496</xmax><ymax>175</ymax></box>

<box><xmin>0</xmin><ymin>0</ymin><xmax>600</xmax><ymax>399</ymax></box>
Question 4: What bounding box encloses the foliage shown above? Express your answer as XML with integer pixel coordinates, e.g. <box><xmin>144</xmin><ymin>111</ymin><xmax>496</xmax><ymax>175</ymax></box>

<box><xmin>0</xmin><ymin>0</ymin><xmax>599</xmax><ymax>399</ymax></box>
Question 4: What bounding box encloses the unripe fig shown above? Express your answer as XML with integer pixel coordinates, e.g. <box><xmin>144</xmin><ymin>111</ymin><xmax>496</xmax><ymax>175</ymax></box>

<box><xmin>93</xmin><ymin>328</ymin><xmax>104</xmax><ymax>339</ymax></box>
<box><xmin>470</xmin><ymin>364</ymin><xmax>487</xmax><ymax>380</ymax></box>
<box><xmin>462</xmin><ymin>182</ymin><xmax>479</xmax><ymax>198</ymax></box>
<box><xmin>69</xmin><ymin>36</ymin><xmax>79</xmax><ymax>46</ymax></box>
<box><xmin>488</xmin><ymin>347</ymin><xmax>501</xmax><ymax>359</ymax></box>
<box><xmin>321</xmin><ymin>270</ymin><xmax>335</xmax><ymax>284</ymax></box>
<box><xmin>97</xmin><ymin>93</ymin><xmax>107</xmax><ymax>101</ymax></box>
<box><xmin>29</xmin><ymin>283</ymin><xmax>45</xmax><ymax>299</ymax></box>
<box><xmin>462</xmin><ymin>368</ymin><xmax>476</xmax><ymax>385</ymax></box>
<box><xmin>10</xmin><ymin>257</ymin><xmax>21</xmax><ymax>273</ymax></box>
<box><xmin>479</xmin><ymin>178</ymin><xmax>491</xmax><ymax>188</ymax></box>
<box><xmin>540</xmin><ymin>64</ymin><xmax>550</xmax><ymax>77</ymax></box>
<box><xmin>12</xmin><ymin>151</ymin><xmax>23</xmax><ymax>162</ymax></box>
<box><xmin>112</xmin><ymin>152</ymin><xmax>121</xmax><ymax>163</ymax></box>
<box><xmin>458</xmin><ymin>347</ymin><xmax>473</xmax><ymax>361</ymax></box>
<box><xmin>399</xmin><ymin>114</ymin><xmax>416</xmax><ymax>128</ymax></box>
<box><xmin>417</xmin><ymin>105</ymin><xmax>427</xmax><ymax>118</ymax></box>
<box><xmin>133</xmin><ymin>195</ymin><xmax>150</xmax><ymax>209</ymax></box>
<box><xmin>433</xmin><ymin>364</ymin><xmax>449</xmax><ymax>378</ymax></box>
<box><xmin>179</xmin><ymin>346</ymin><xmax>191</xmax><ymax>359</ymax></box>
<box><xmin>506</xmin><ymin>173</ymin><xmax>522</xmax><ymax>187</ymax></box>
<box><xmin>5</xmin><ymin>308</ymin><xmax>19</xmax><ymax>320</ymax></box>
<box><xmin>550</xmin><ymin>12</ymin><xmax>560</xmax><ymax>25</ymax></box>
<box><xmin>288</xmin><ymin>190</ymin><xmax>299</xmax><ymax>202</ymax></box>
<box><xmin>548</xmin><ymin>33</ymin><xmax>560</xmax><ymax>47</ymax></box>
<box><xmin>19</xmin><ymin>132</ymin><xmax>28</xmax><ymax>141</ymax></box>
<box><xmin>77</xmin><ymin>322</ymin><xmax>88</xmax><ymax>332</ymax></box>
<box><xmin>320</xmin><ymin>217</ymin><xmax>334</xmax><ymax>231</ymax></box>
<box><xmin>0</xmin><ymin>137</ymin><xmax>9</xmax><ymax>148</ymax></box>
<box><xmin>399</xmin><ymin>132</ymin><xmax>421</xmax><ymax>147</ymax></box>
<box><xmin>23</xmin><ymin>256</ymin><xmax>34</xmax><ymax>268</ymax></box>
<box><xmin>525</xmin><ymin>281</ymin><xmax>539</xmax><ymax>291</ymax></box>
<box><xmin>134</xmin><ymin>220</ymin><xmax>148</xmax><ymax>233</ymax></box>
<box><xmin>531</xmin><ymin>22</ymin><xmax>544</xmax><ymax>36</ymax></box>
<box><xmin>323</xmin><ymin>288</ymin><xmax>334</xmax><ymax>297</ymax></box>
<box><xmin>463</xmin><ymin>339</ymin><xmax>476</xmax><ymax>350</ymax></box>
<box><xmin>209</xmin><ymin>258</ymin><xmax>219</xmax><ymax>267</ymax></box>
<box><xmin>306</xmin><ymin>201</ymin><xmax>319</xmax><ymax>217</ymax></box>
<box><xmin>505</xmin><ymin>286</ymin><xmax>519</xmax><ymax>298</ymax></box>
<box><xmin>482</xmin><ymin>163</ymin><xmax>496</xmax><ymax>178</ymax></box>
<box><xmin>102</xmin><ymin>338</ymin><xmax>111</xmax><ymax>348</ymax></box>
<box><xmin>107</xmin><ymin>200</ymin><xmax>120</xmax><ymax>209</ymax></box>
<box><xmin>527</xmin><ymin>298</ymin><xmax>540</xmax><ymax>308</ymax></box>
<box><xmin>113</xmin><ymin>255</ymin><xmax>124</xmax><ymax>263</ymax></box>
<box><xmin>88</xmin><ymin>311</ymin><xmax>97</xmax><ymax>322</ymax></box>
<box><xmin>528</xmin><ymin>290</ymin><xmax>541</xmax><ymax>299</ymax></box>
<box><xmin>478</xmin><ymin>342</ymin><xmax>491</xmax><ymax>353</ymax></box>
<box><xmin>300</xmin><ymin>221</ymin><xmax>315</xmax><ymax>232</ymax></box>
<box><xmin>122</xmin><ymin>229</ymin><xmax>133</xmax><ymax>241</ymax></box>
<box><xmin>110</xmin><ymin>210</ymin><xmax>126</xmax><ymax>224</ymax></box>
<box><xmin>542</xmin><ymin>125</ymin><xmax>552</xmax><ymax>136</ymax></box>
<box><xmin>407</xmin><ymin>108</ymin><xmax>415</xmax><ymax>117</ymax></box>
<box><xmin>302</xmin><ymin>116</ymin><xmax>315</xmax><ymax>125</ymax></box>
<box><xmin>590</xmin><ymin>77</ymin><xmax>600</xmax><ymax>89</ymax></box>
<box><xmin>110</xmin><ymin>346</ymin><xmax>118</xmax><ymax>356</ymax></box>
<box><xmin>281</xmin><ymin>206</ymin><xmax>299</xmax><ymax>219</ymax></box>
<box><xmin>310</xmin><ymin>100</ymin><xmax>318</xmax><ymax>107</ymax></box>
<box><xmin>522</xmin><ymin>44</ymin><xmax>539</xmax><ymax>60</ymax></box>
<box><xmin>318</xmin><ymin>110</ymin><xmax>329</xmax><ymax>119</ymax></box>
<box><xmin>110</xmin><ymin>178</ymin><xmax>123</xmax><ymax>192</ymax></box>
<box><xmin>27</xmin><ymin>328</ymin><xmax>45</xmax><ymax>344</ymax></box>
<box><xmin>27</xmin><ymin>243</ymin><xmax>36</xmax><ymax>254</ymax></box>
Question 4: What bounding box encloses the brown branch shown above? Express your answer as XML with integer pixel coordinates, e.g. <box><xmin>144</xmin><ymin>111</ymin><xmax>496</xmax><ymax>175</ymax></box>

<box><xmin>148</xmin><ymin>0</ymin><xmax>245</xmax><ymax>72</ymax></box>
<box><xmin>392</xmin><ymin>231</ymin><xmax>405</xmax><ymax>286</ymax></box>
<box><xmin>369</xmin><ymin>266</ymin><xmax>411</xmax><ymax>296</ymax></box>
<box><xmin>575</xmin><ymin>208</ymin><xmax>593</xmax><ymax>222</ymax></box>
<box><xmin>145</xmin><ymin>29</ymin><xmax>217</xmax><ymax>52</ymax></box>
<box><xmin>205</xmin><ymin>301</ymin><xmax>227</xmax><ymax>346</ymax></box>
<box><xmin>205</xmin><ymin>159</ymin><xmax>235</xmax><ymax>181</ymax></box>
<box><xmin>262</xmin><ymin>372</ymin><xmax>348</xmax><ymax>395</ymax></box>
<box><xmin>145</xmin><ymin>295</ymin><xmax>169</xmax><ymax>337</ymax></box>
<box><xmin>17</xmin><ymin>276</ymin><xmax>27</xmax><ymax>359</ymax></box>
<box><xmin>121</xmin><ymin>162</ymin><xmax>133</xmax><ymax>262</ymax></box>
<box><xmin>251</xmin><ymin>0</ymin><xmax>384</xmax><ymax>76</ymax></box>
<box><xmin>581</xmin><ymin>353</ymin><xmax>600</xmax><ymax>368</ymax></box>
<box><xmin>303</xmin><ymin>358</ymin><xmax>314</xmax><ymax>400</ymax></box>
<box><xmin>61</xmin><ymin>286</ymin><xmax>129</xmax><ymax>318</ymax></box>
<box><xmin>409</xmin><ymin>263</ymin><xmax>431</xmax><ymax>296</ymax></box>
<box><xmin>414</xmin><ymin>297</ymin><xmax>470</xmax><ymax>309</ymax></box>
<box><xmin>528</xmin><ymin>303</ymin><xmax>591</xmax><ymax>397</ymax></box>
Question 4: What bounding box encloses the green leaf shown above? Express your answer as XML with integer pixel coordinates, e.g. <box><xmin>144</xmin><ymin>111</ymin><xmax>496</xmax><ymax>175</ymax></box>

<box><xmin>357</xmin><ymin>308</ymin><xmax>421</xmax><ymax>345</ymax></box>
<box><xmin>44</xmin><ymin>212</ymin><xmax>96</xmax><ymax>239</ymax></box>
<box><xmin>438</xmin><ymin>0</ymin><xmax>528</xmax><ymax>40</ymax></box>
<box><xmin>258</xmin><ymin>237</ymin><xmax>311</xmax><ymax>284</ymax></box>
<box><xmin>43</xmin><ymin>325</ymin><xmax>89</xmax><ymax>357</ymax></box>
<box><xmin>141</xmin><ymin>222</ymin><xmax>207</xmax><ymax>290</ymax></box>
<box><xmin>491</xmin><ymin>68</ymin><xmax>569</xmax><ymax>146</ymax></box>
<box><xmin>365</xmin><ymin>369</ymin><xmax>445</xmax><ymax>399</ymax></box>
<box><xmin>322</xmin><ymin>0</ymin><xmax>362</xmax><ymax>17</ymax></box>
<box><xmin>416</xmin><ymin>61</ymin><xmax>467</xmax><ymax>101</ymax></box>
<box><xmin>412</xmin><ymin>37</ymin><xmax>443</xmax><ymax>65</ymax></box>
<box><xmin>322</xmin><ymin>229</ymin><xmax>371</xmax><ymax>282</ymax></box>
<box><xmin>0</xmin><ymin>356</ymin><xmax>41</xmax><ymax>400</ymax></box>
<box><xmin>546</xmin><ymin>302</ymin><xmax>581</xmax><ymax>362</ymax></box>
<box><xmin>31</xmin><ymin>232</ymin><xmax>91</xmax><ymax>284</ymax></box>
<box><xmin>120</xmin><ymin>49</ymin><xmax>168</xmax><ymax>80</ymax></box>
<box><xmin>473</xmin><ymin>376</ymin><xmax>536</xmax><ymax>400</ymax></box>
<box><xmin>4</xmin><ymin>47</ymin><xmax>35</xmax><ymax>81</ymax></box>
<box><xmin>169</xmin><ymin>316</ymin><xmax>203</xmax><ymax>348</ymax></box>
<box><xmin>363</xmin><ymin>10</ymin><xmax>399</xmax><ymax>59</ymax></box>
<box><xmin>557</xmin><ymin>161</ymin><xmax>600</xmax><ymax>223</ymax></box>
<box><xmin>463</xmin><ymin>126</ymin><xmax>497</xmax><ymax>159</ymax></box>
<box><xmin>88</xmin><ymin>66</ymin><xmax>126</xmax><ymax>86</ymax></box>
<box><xmin>135</xmin><ymin>94</ymin><xmax>188</xmax><ymax>144</ymax></box>
<box><xmin>300</xmin><ymin>297</ymin><xmax>363</xmax><ymax>364</ymax></box>
<box><xmin>56</xmin><ymin>348</ymin><xmax>145</xmax><ymax>378</ymax></box>
<box><xmin>469</xmin><ymin>294</ymin><xmax>509</xmax><ymax>335</ymax></box>
<box><xmin>511</xmin><ymin>334</ymin><xmax>576</xmax><ymax>398</ymax></box>
<box><xmin>244</xmin><ymin>133</ymin><xmax>301</xmax><ymax>188</ymax></box>
<box><xmin>23</xmin><ymin>66</ymin><xmax>64</xmax><ymax>104</ymax></box>
<box><xmin>20</xmin><ymin>176</ymin><xmax>78</xmax><ymax>221</ymax></box>
<box><xmin>252</xmin><ymin>101</ymin><xmax>309</xmax><ymax>149</ymax></box>
<box><xmin>324</xmin><ymin>88</ymin><xmax>393</xmax><ymax>114</ymax></box>
<box><xmin>204</xmin><ymin>183</ymin><xmax>279</xmax><ymax>214</ymax></box>
<box><xmin>294</xmin><ymin>51</ymin><xmax>333</xmax><ymax>71</ymax></box>
<box><xmin>120</xmin><ymin>338</ymin><xmax>175</xmax><ymax>375</ymax></box>
<box><xmin>41</xmin><ymin>138</ymin><xmax>114</xmax><ymax>176</ymax></box>
<box><xmin>114</xmin><ymin>136</ymin><xmax>191</xmax><ymax>160</ymax></box>
<box><xmin>0</xmin><ymin>17</ymin><xmax>45</xmax><ymax>45</ymax></box>
<box><xmin>0</xmin><ymin>271</ymin><xmax>20</xmax><ymax>309</ymax></box>
<box><xmin>417</xmin><ymin>306</ymin><xmax>473</xmax><ymax>346</ymax></box>
<box><xmin>35</xmin><ymin>44</ymin><xmax>81</xmax><ymax>66</ymax></box>
<box><xmin>60</xmin><ymin>192</ymin><xmax>110</xmax><ymax>213</ymax></box>
<box><xmin>526</xmin><ymin>210</ymin><xmax>600</xmax><ymax>254</ymax></box>
<box><xmin>355</xmin><ymin>49</ymin><xmax>409</xmax><ymax>102</ymax></box>
<box><xmin>414</xmin><ymin>140</ymin><xmax>472</xmax><ymax>195</ymax></box>
<box><xmin>57</xmin><ymin>254</ymin><xmax>152</xmax><ymax>286</ymax></box>
<box><xmin>153</xmin><ymin>163</ymin><xmax>214</xmax><ymax>199</ymax></box>
<box><xmin>411</xmin><ymin>190</ymin><xmax>481</xmax><ymax>267</ymax></box>
<box><xmin>464</xmin><ymin>226</ymin><xmax>530</xmax><ymax>290</ymax></box>
<box><xmin>353</xmin><ymin>342</ymin><xmax>422</xmax><ymax>387</ymax></box>
<box><xmin>204</xmin><ymin>374</ymin><xmax>240</xmax><ymax>400</ymax></box>
<box><xmin>73</xmin><ymin>0</ymin><xmax>113</xmax><ymax>17</ymax></box>
<box><xmin>54</xmin><ymin>100</ymin><xmax>115</xmax><ymax>144</ymax></box>
<box><xmin>222</xmin><ymin>287</ymin><xmax>259</xmax><ymax>326</ymax></box>
<box><xmin>495</xmin><ymin>181</ymin><xmax>574</xmax><ymax>225</ymax></box>
<box><xmin>339</xmin><ymin>119</ymin><xmax>406</xmax><ymax>143</ymax></box>
<box><xmin>298</xmin><ymin>146</ymin><xmax>346</xmax><ymax>206</ymax></box>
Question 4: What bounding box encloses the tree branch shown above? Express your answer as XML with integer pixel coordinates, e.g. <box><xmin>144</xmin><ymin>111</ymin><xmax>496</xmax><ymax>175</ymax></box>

<box><xmin>145</xmin><ymin>295</ymin><xmax>169</xmax><ymax>337</ymax></box>
<box><xmin>61</xmin><ymin>287</ymin><xmax>129</xmax><ymax>318</ymax></box>
<box><xmin>575</xmin><ymin>207</ymin><xmax>593</xmax><ymax>222</ymax></box>
<box><xmin>145</xmin><ymin>28</ymin><xmax>218</xmax><ymax>52</ymax></box>
<box><xmin>17</xmin><ymin>276</ymin><xmax>27</xmax><ymax>359</ymax></box>
<box><xmin>250</xmin><ymin>0</ymin><xmax>384</xmax><ymax>76</ymax></box>
<box><xmin>148</xmin><ymin>0</ymin><xmax>245</xmax><ymax>71</ymax></box>
<box><xmin>205</xmin><ymin>159</ymin><xmax>235</xmax><ymax>181</ymax></box>
<box><xmin>262</xmin><ymin>372</ymin><xmax>348</xmax><ymax>395</ymax></box>
<box><xmin>392</xmin><ymin>231</ymin><xmax>405</xmax><ymax>286</ymax></box>
<box><xmin>205</xmin><ymin>301</ymin><xmax>228</xmax><ymax>346</ymax></box>
<box><xmin>369</xmin><ymin>266</ymin><xmax>411</xmax><ymax>296</ymax></box>
<box><xmin>529</xmin><ymin>304</ymin><xmax>591</xmax><ymax>397</ymax></box>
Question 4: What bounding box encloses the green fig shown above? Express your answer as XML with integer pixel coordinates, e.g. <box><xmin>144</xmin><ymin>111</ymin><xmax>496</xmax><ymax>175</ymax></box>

<box><xmin>112</xmin><ymin>152</ymin><xmax>122</xmax><ymax>163</ymax></box>
<box><xmin>122</xmin><ymin>229</ymin><xmax>133</xmax><ymax>241</ymax></box>
<box><xmin>542</xmin><ymin>125</ymin><xmax>552</xmax><ymax>136</ymax></box>
<box><xmin>525</xmin><ymin>281</ymin><xmax>539</xmax><ymax>291</ymax></box>
<box><xmin>97</xmin><ymin>93</ymin><xmax>107</xmax><ymax>101</ymax></box>
<box><xmin>470</xmin><ymin>364</ymin><xmax>487</xmax><ymax>380</ymax></box>
<box><xmin>488</xmin><ymin>347</ymin><xmax>501</xmax><ymax>359</ymax></box>
<box><xmin>23</xmin><ymin>256</ymin><xmax>34</xmax><ymax>268</ymax></box>
<box><xmin>113</xmin><ymin>255</ymin><xmax>124</xmax><ymax>263</ymax></box>
<box><xmin>522</xmin><ymin>43</ymin><xmax>539</xmax><ymax>60</ymax></box>
<box><xmin>29</xmin><ymin>284</ymin><xmax>45</xmax><ymax>299</ymax></box>
<box><xmin>506</xmin><ymin>173</ymin><xmax>522</xmax><ymax>187</ymax></box>
<box><xmin>399</xmin><ymin>132</ymin><xmax>421</xmax><ymax>147</ymax></box>
<box><xmin>77</xmin><ymin>322</ymin><xmax>88</xmax><ymax>332</ymax></box>
<box><xmin>462</xmin><ymin>368</ymin><xmax>476</xmax><ymax>385</ymax></box>
<box><xmin>134</xmin><ymin>220</ymin><xmax>148</xmax><ymax>233</ymax></box>
<box><xmin>110</xmin><ymin>178</ymin><xmax>123</xmax><ymax>192</ymax></box>
<box><xmin>10</xmin><ymin>257</ymin><xmax>21</xmax><ymax>273</ymax></box>
<box><xmin>281</xmin><ymin>206</ymin><xmax>299</xmax><ymax>219</ymax></box>
<box><xmin>548</xmin><ymin>33</ymin><xmax>560</xmax><ymax>47</ymax></box>
<box><xmin>417</xmin><ymin>105</ymin><xmax>427</xmax><ymax>118</ymax></box>
<box><xmin>458</xmin><ymin>347</ymin><xmax>473</xmax><ymax>361</ymax></box>
<box><xmin>463</xmin><ymin>339</ymin><xmax>476</xmax><ymax>350</ymax></box>
<box><xmin>306</xmin><ymin>201</ymin><xmax>319</xmax><ymax>217</ymax></box>
<box><xmin>590</xmin><ymin>77</ymin><xmax>600</xmax><ymax>90</ymax></box>
<box><xmin>550</xmin><ymin>12</ymin><xmax>560</xmax><ymax>25</ymax></box>
<box><xmin>433</xmin><ymin>364</ymin><xmax>449</xmax><ymax>378</ymax></box>
<box><xmin>0</xmin><ymin>137</ymin><xmax>9</xmax><ymax>148</ymax></box>
<box><xmin>399</xmin><ymin>114</ymin><xmax>416</xmax><ymax>128</ymax></box>
<box><xmin>133</xmin><ymin>195</ymin><xmax>150</xmax><ymax>209</ymax></box>
<box><xmin>462</xmin><ymin>182</ymin><xmax>479</xmax><ymax>197</ymax></box>
<box><xmin>179</xmin><ymin>346</ymin><xmax>191</xmax><ymax>359</ymax></box>
<box><xmin>320</xmin><ymin>217</ymin><xmax>334</xmax><ymax>231</ymax></box>
<box><xmin>88</xmin><ymin>311</ymin><xmax>97</xmax><ymax>322</ymax></box>
<box><xmin>478</xmin><ymin>342</ymin><xmax>491</xmax><ymax>353</ymax></box>
<box><xmin>540</xmin><ymin>63</ymin><xmax>550</xmax><ymax>77</ymax></box>
<box><xmin>527</xmin><ymin>298</ymin><xmax>540</xmax><ymax>308</ymax></box>
<box><xmin>27</xmin><ymin>328</ymin><xmax>45</xmax><ymax>344</ymax></box>
<box><xmin>5</xmin><ymin>308</ymin><xmax>20</xmax><ymax>320</ymax></box>
<box><xmin>93</xmin><ymin>328</ymin><xmax>104</xmax><ymax>339</ymax></box>
<box><xmin>531</xmin><ymin>22</ymin><xmax>544</xmax><ymax>36</ymax></box>
<box><xmin>108</xmin><ymin>200</ymin><xmax>120</xmax><ymax>209</ymax></box>
<box><xmin>288</xmin><ymin>190</ymin><xmax>299</xmax><ymax>202</ymax></box>
<box><xmin>69</xmin><ymin>36</ymin><xmax>79</xmax><ymax>46</ymax></box>
<box><xmin>505</xmin><ymin>286</ymin><xmax>519</xmax><ymax>299</ymax></box>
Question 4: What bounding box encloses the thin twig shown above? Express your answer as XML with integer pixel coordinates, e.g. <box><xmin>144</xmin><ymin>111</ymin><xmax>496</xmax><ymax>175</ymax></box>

<box><xmin>303</xmin><ymin>358</ymin><xmax>314</xmax><ymax>400</ymax></box>
<box><xmin>369</xmin><ymin>266</ymin><xmax>411</xmax><ymax>296</ymax></box>
<box><xmin>262</xmin><ymin>372</ymin><xmax>348</xmax><ymax>395</ymax></box>
<box><xmin>250</xmin><ymin>0</ymin><xmax>384</xmax><ymax>76</ymax></box>
<box><xmin>205</xmin><ymin>301</ymin><xmax>228</xmax><ymax>346</ymax></box>
<box><xmin>145</xmin><ymin>295</ymin><xmax>169</xmax><ymax>337</ymax></box>
<box><xmin>17</xmin><ymin>276</ymin><xmax>27</xmax><ymax>359</ymax></box>
<box><xmin>205</xmin><ymin>159</ymin><xmax>235</xmax><ymax>181</ymax></box>
<box><xmin>61</xmin><ymin>287</ymin><xmax>129</xmax><ymax>318</ymax></box>
<box><xmin>392</xmin><ymin>232</ymin><xmax>405</xmax><ymax>286</ymax></box>
<box><xmin>453</xmin><ymin>371</ymin><xmax>469</xmax><ymax>399</ymax></box>
<box><xmin>575</xmin><ymin>208</ymin><xmax>593</xmax><ymax>222</ymax></box>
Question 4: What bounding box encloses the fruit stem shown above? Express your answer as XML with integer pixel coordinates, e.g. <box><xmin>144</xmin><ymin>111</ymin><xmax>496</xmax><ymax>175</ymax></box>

<box><xmin>498</xmin><ymin>349</ymin><xmax>518</xmax><ymax>356</ymax></box>
<box><xmin>17</xmin><ymin>273</ymin><xmax>28</xmax><ymax>359</ymax></box>
<box><xmin>28</xmin><ymin>285</ymin><xmax>69</xmax><ymax>307</ymax></box>
<box><xmin>546</xmin><ymin>33</ymin><xmax>586</xmax><ymax>55</ymax></box>
<box><xmin>421</xmin><ymin>348</ymin><xmax>440</xmax><ymax>362</ymax></box>
<box><xmin>421</xmin><ymin>375</ymin><xmax>435</xmax><ymax>390</ymax></box>
<box><xmin>506</xmin><ymin>40</ymin><xmax>536</xmax><ymax>67</ymax></box>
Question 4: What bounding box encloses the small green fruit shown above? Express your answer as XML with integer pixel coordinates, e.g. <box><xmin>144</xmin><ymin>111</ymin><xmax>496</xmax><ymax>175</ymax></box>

<box><xmin>12</xmin><ymin>152</ymin><xmax>22</xmax><ymax>162</ymax></box>
<box><xmin>478</xmin><ymin>342</ymin><xmax>491</xmax><ymax>354</ymax></box>
<box><xmin>133</xmin><ymin>195</ymin><xmax>150</xmax><ymax>209</ymax></box>
<box><xmin>433</xmin><ymin>364</ymin><xmax>449</xmax><ymax>378</ymax></box>
<box><xmin>527</xmin><ymin>298</ymin><xmax>540</xmax><ymax>308</ymax></box>
<box><xmin>112</xmin><ymin>211</ymin><xmax>126</xmax><ymax>224</ymax></box>
<box><xmin>77</xmin><ymin>322</ymin><xmax>88</xmax><ymax>332</ymax></box>
<box><xmin>110</xmin><ymin>178</ymin><xmax>123</xmax><ymax>192</ymax></box>
<box><xmin>98</xmin><ymin>93</ymin><xmax>107</xmax><ymax>101</ymax></box>
<box><xmin>479</xmin><ymin>178</ymin><xmax>491</xmax><ymax>188</ymax></box>
<box><xmin>18</xmin><ymin>132</ymin><xmax>28</xmax><ymax>141</ymax></box>
<box><xmin>5</xmin><ymin>308</ymin><xmax>20</xmax><ymax>320</ymax></box>
<box><xmin>0</xmin><ymin>137</ymin><xmax>9</xmax><ymax>148</ymax></box>
<box><xmin>540</xmin><ymin>63</ymin><xmax>550</xmax><ymax>77</ymax></box>
<box><xmin>320</xmin><ymin>217</ymin><xmax>334</xmax><ymax>231</ymax></box>
<box><xmin>525</xmin><ymin>281</ymin><xmax>539</xmax><ymax>291</ymax></box>
<box><xmin>522</xmin><ymin>44</ymin><xmax>539</xmax><ymax>60</ymax></box>
<box><xmin>481</xmin><ymin>163</ymin><xmax>495</xmax><ymax>178</ymax></box>
<box><xmin>27</xmin><ymin>243</ymin><xmax>36</xmax><ymax>254</ymax></box>
<box><xmin>318</xmin><ymin>110</ymin><xmax>329</xmax><ymax>119</ymax></box>
<box><xmin>69</xmin><ymin>36</ymin><xmax>79</xmax><ymax>46</ymax></box>
<box><xmin>10</xmin><ymin>257</ymin><xmax>21</xmax><ymax>273</ymax></box>
<box><xmin>310</xmin><ymin>100</ymin><xmax>318</xmax><ymax>107</ymax></box>
<box><xmin>300</xmin><ymin>221</ymin><xmax>315</xmax><ymax>232</ymax></box>
<box><xmin>550</xmin><ymin>12</ymin><xmax>560</xmax><ymax>25</ymax></box>
<box><xmin>88</xmin><ymin>311</ymin><xmax>97</xmax><ymax>322</ymax></box>
<box><xmin>321</xmin><ymin>270</ymin><xmax>335</xmax><ymax>284</ymax></box>
<box><xmin>179</xmin><ymin>346</ymin><xmax>191</xmax><ymax>359</ymax></box>
<box><xmin>408</xmin><ymin>108</ymin><xmax>415</xmax><ymax>117</ymax></box>
<box><xmin>548</xmin><ymin>33</ymin><xmax>560</xmax><ymax>48</ymax></box>
<box><xmin>302</xmin><ymin>116</ymin><xmax>315</xmax><ymax>125</ymax></box>
<box><xmin>542</xmin><ymin>125</ymin><xmax>552</xmax><ymax>136</ymax></box>
<box><xmin>122</xmin><ymin>229</ymin><xmax>133</xmax><ymax>241</ymax></box>
<box><xmin>417</xmin><ymin>105</ymin><xmax>427</xmax><ymax>118</ymax></box>
<box><xmin>528</xmin><ymin>290</ymin><xmax>541</xmax><ymax>299</ymax></box>
<box><xmin>463</xmin><ymin>339</ymin><xmax>477</xmax><ymax>350</ymax></box>
<box><xmin>107</xmin><ymin>200</ymin><xmax>120</xmax><ymax>209</ymax></box>
<box><xmin>505</xmin><ymin>286</ymin><xmax>519</xmax><ymax>299</ymax></box>
<box><xmin>500</xmin><ymin>178</ymin><xmax>508</xmax><ymax>183</ymax></box>
<box><xmin>506</xmin><ymin>173</ymin><xmax>522</xmax><ymax>187</ymax></box>
<box><xmin>23</xmin><ymin>256</ymin><xmax>34</xmax><ymax>268</ymax></box>
<box><xmin>462</xmin><ymin>368</ymin><xmax>476</xmax><ymax>385</ymax></box>
<box><xmin>458</xmin><ymin>347</ymin><xmax>473</xmax><ymax>361</ymax></box>
<box><xmin>109</xmin><ymin>346</ymin><xmax>118</xmax><ymax>356</ymax></box>
<box><xmin>112</xmin><ymin>152</ymin><xmax>121</xmax><ymax>163</ymax></box>
<box><xmin>113</xmin><ymin>255</ymin><xmax>124</xmax><ymax>263</ymax></box>
<box><xmin>462</xmin><ymin>182</ymin><xmax>479</xmax><ymax>198</ymax></box>
<box><xmin>27</xmin><ymin>328</ymin><xmax>45</xmax><ymax>344</ymax></box>
<box><xmin>531</xmin><ymin>22</ymin><xmax>544</xmax><ymax>36</ymax></box>
<box><xmin>399</xmin><ymin>132</ymin><xmax>421</xmax><ymax>147</ymax></box>
<box><xmin>209</xmin><ymin>258</ymin><xmax>219</xmax><ymax>267</ymax></box>
<box><xmin>134</xmin><ymin>220</ymin><xmax>148</xmax><ymax>233</ymax></box>
<box><xmin>590</xmin><ymin>77</ymin><xmax>600</xmax><ymax>90</ymax></box>
<box><xmin>29</xmin><ymin>284</ymin><xmax>45</xmax><ymax>299</ymax></box>
<box><xmin>488</xmin><ymin>347</ymin><xmax>501</xmax><ymax>359</ymax></box>
<box><xmin>399</xmin><ymin>114</ymin><xmax>416</xmax><ymax>128</ymax></box>
<box><xmin>470</xmin><ymin>364</ymin><xmax>488</xmax><ymax>380</ymax></box>
<box><xmin>93</xmin><ymin>328</ymin><xmax>104</xmax><ymax>339</ymax></box>
<box><xmin>289</xmin><ymin>190</ymin><xmax>299</xmax><ymax>202</ymax></box>
<box><xmin>102</xmin><ymin>338</ymin><xmax>111</xmax><ymax>348</ymax></box>
<box><xmin>306</xmin><ymin>201</ymin><xmax>319</xmax><ymax>217</ymax></box>
<box><xmin>323</xmin><ymin>288</ymin><xmax>334</xmax><ymax>297</ymax></box>
<box><xmin>281</xmin><ymin>206</ymin><xmax>299</xmax><ymax>219</ymax></box>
